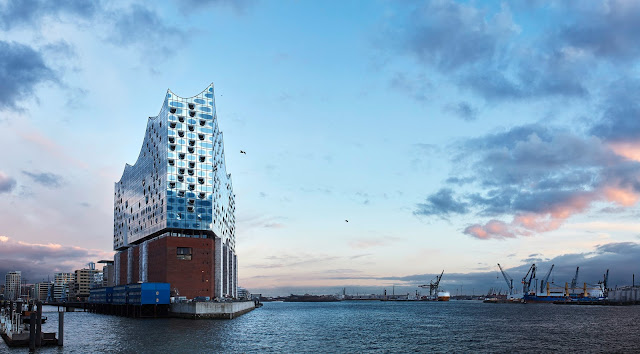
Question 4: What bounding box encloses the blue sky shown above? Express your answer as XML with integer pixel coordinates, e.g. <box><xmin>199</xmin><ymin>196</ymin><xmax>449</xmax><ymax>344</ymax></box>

<box><xmin>1</xmin><ymin>0</ymin><xmax>640</xmax><ymax>295</ymax></box>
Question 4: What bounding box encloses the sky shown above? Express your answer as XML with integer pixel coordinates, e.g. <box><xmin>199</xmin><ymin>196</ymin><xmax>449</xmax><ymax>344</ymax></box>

<box><xmin>1</xmin><ymin>0</ymin><xmax>640</xmax><ymax>296</ymax></box>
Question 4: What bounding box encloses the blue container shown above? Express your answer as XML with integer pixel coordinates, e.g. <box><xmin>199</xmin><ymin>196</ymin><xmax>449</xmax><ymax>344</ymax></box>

<box><xmin>113</xmin><ymin>285</ymin><xmax>127</xmax><ymax>304</ymax></box>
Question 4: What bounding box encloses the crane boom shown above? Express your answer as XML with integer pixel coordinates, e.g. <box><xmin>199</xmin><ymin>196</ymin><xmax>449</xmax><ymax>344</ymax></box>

<box><xmin>497</xmin><ymin>263</ymin><xmax>514</xmax><ymax>295</ymax></box>
<box><xmin>522</xmin><ymin>264</ymin><xmax>536</xmax><ymax>294</ymax></box>
<box><xmin>418</xmin><ymin>270</ymin><xmax>445</xmax><ymax>298</ymax></box>
<box><xmin>540</xmin><ymin>264</ymin><xmax>554</xmax><ymax>291</ymax></box>
<box><xmin>570</xmin><ymin>267</ymin><xmax>579</xmax><ymax>289</ymax></box>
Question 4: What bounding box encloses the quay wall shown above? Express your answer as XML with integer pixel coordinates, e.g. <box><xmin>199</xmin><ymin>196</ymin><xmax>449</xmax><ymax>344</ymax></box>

<box><xmin>170</xmin><ymin>301</ymin><xmax>255</xmax><ymax>319</ymax></box>
<box><xmin>608</xmin><ymin>287</ymin><xmax>640</xmax><ymax>304</ymax></box>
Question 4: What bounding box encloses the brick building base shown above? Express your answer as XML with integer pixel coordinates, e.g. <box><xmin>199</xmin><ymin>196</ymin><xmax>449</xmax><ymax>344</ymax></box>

<box><xmin>116</xmin><ymin>236</ymin><xmax>215</xmax><ymax>299</ymax></box>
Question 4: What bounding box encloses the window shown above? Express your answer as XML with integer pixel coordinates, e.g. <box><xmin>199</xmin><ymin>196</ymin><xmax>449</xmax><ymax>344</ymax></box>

<box><xmin>198</xmin><ymin>134</ymin><xmax>204</xmax><ymax>140</ymax></box>
<box><xmin>177</xmin><ymin>247</ymin><xmax>192</xmax><ymax>260</ymax></box>
<box><xmin>188</xmin><ymin>103</ymin><xmax>195</xmax><ymax>110</ymax></box>
<box><xmin>178</xmin><ymin>116</ymin><xmax>185</xmax><ymax>123</ymax></box>
<box><xmin>199</xmin><ymin>156</ymin><xmax>205</xmax><ymax>162</ymax></box>
<box><xmin>199</xmin><ymin>120</ymin><xmax>205</xmax><ymax>126</ymax></box>
<box><xmin>189</xmin><ymin>111</ymin><xmax>196</xmax><ymax>117</ymax></box>
<box><xmin>170</xmin><ymin>107</ymin><xmax>176</xmax><ymax>114</ymax></box>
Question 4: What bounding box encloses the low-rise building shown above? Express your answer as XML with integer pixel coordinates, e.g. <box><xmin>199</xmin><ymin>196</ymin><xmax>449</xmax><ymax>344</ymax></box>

<box><xmin>53</xmin><ymin>272</ymin><xmax>73</xmax><ymax>301</ymax></box>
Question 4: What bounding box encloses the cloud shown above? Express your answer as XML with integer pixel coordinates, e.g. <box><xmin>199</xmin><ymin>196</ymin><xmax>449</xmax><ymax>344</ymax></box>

<box><xmin>389</xmin><ymin>72</ymin><xmax>430</xmax><ymax>102</ymax></box>
<box><xmin>22</xmin><ymin>171</ymin><xmax>64</xmax><ymax>188</ymax></box>
<box><xmin>0</xmin><ymin>235</ymin><xmax>113</xmax><ymax>282</ymax></box>
<box><xmin>590</xmin><ymin>79</ymin><xmax>640</xmax><ymax>146</ymax></box>
<box><xmin>556</xmin><ymin>1</ymin><xmax>640</xmax><ymax>62</ymax></box>
<box><xmin>0</xmin><ymin>171</ymin><xmax>17</xmax><ymax>193</ymax></box>
<box><xmin>384</xmin><ymin>1</ymin><xmax>640</xmax><ymax>101</ymax></box>
<box><xmin>444</xmin><ymin>101</ymin><xmax>477</xmax><ymax>121</ymax></box>
<box><xmin>249</xmin><ymin>254</ymin><xmax>339</xmax><ymax>269</ymax></box>
<box><xmin>399</xmin><ymin>0</ymin><xmax>518</xmax><ymax>73</ymax></box>
<box><xmin>175</xmin><ymin>0</ymin><xmax>255</xmax><ymax>14</ymax></box>
<box><xmin>0</xmin><ymin>0</ymin><xmax>98</xmax><ymax>30</ymax></box>
<box><xmin>106</xmin><ymin>4</ymin><xmax>188</xmax><ymax>64</ymax></box>
<box><xmin>349</xmin><ymin>237</ymin><xmax>401</xmax><ymax>250</ymax></box>
<box><xmin>417</xmin><ymin>123</ymin><xmax>640</xmax><ymax>239</ymax></box>
<box><xmin>0</xmin><ymin>41</ymin><xmax>58</xmax><ymax>111</ymax></box>
<box><xmin>415</xmin><ymin>188</ymin><xmax>469</xmax><ymax>217</ymax></box>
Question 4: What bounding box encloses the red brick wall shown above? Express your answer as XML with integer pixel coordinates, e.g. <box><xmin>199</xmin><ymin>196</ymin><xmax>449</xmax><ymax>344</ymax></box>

<box><xmin>146</xmin><ymin>236</ymin><xmax>215</xmax><ymax>299</ymax></box>
<box><xmin>132</xmin><ymin>247</ymin><xmax>140</xmax><ymax>283</ymax></box>
<box><xmin>118</xmin><ymin>251</ymin><xmax>128</xmax><ymax>285</ymax></box>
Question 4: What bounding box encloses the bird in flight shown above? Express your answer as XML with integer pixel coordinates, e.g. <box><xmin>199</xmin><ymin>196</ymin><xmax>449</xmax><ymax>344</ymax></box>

<box><xmin>345</xmin><ymin>219</ymin><xmax>349</xmax><ymax>222</ymax></box>
<box><xmin>240</xmin><ymin>150</ymin><xmax>246</xmax><ymax>154</ymax></box>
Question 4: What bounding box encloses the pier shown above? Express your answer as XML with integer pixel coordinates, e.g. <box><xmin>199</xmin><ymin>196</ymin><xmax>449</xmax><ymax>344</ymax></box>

<box><xmin>0</xmin><ymin>301</ymin><xmax>62</xmax><ymax>348</ymax></box>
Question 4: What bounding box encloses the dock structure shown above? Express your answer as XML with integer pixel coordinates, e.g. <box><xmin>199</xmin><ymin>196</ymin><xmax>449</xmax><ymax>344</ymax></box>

<box><xmin>0</xmin><ymin>300</ymin><xmax>61</xmax><ymax>348</ymax></box>
<box><xmin>170</xmin><ymin>301</ymin><xmax>256</xmax><ymax>319</ymax></box>
<box><xmin>87</xmin><ymin>282</ymin><xmax>256</xmax><ymax>319</ymax></box>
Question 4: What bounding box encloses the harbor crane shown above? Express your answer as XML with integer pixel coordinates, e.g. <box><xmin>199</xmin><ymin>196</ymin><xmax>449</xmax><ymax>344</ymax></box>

<box><xmin>497</xmin><ymin>263</ymin><xmax>514</xmax><ymax>296</ymax></box>
<box><xmin>522</xmin><ymin>264</ymin><xmax>536</xmax><ymax>295</ymax></box>
<box><xmin>419</xmin><ymin>270</ymin><xmax>444</xmax><ymax>298</ymax></box>
<box><xmin>570</xmin><ymin>267</ymin><xmax>580</xmax><ymax>289</ymax></box>
<box><xmin>598</xmin><ymin>269</ymin><xmax>609</xmax><ymax>296</ymax></box>
<box><xmin>540</xmin><ymin>264</ymin><xmax>554</xmax><ymax>292</ymax></box>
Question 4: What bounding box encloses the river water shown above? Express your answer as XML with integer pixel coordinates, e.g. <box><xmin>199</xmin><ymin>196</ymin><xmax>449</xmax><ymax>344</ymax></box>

<box><xmin>2</xmin><ymin>301</ymin><xmax>638</xmax><ymax>353</ymax></box>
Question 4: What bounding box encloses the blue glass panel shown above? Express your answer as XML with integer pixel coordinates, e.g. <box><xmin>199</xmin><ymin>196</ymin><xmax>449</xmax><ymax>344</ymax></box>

<box><xmin>172</xmin><ymin>222</ymin><xmax>179</xmax><ymax>227</ymax></box>
<box><xmin>209</xmin><ymin>87</ymin><xmax>213</xmax><ymax>92</ymax></box>
<box><xmin>169</xmin><ymin>101</ymin><xmax>184</xmax><ymax>107</ymax></box>
<box><xmin>167</xmin><ymin>205</ymin><xmax>173</xmax><ymax>210</ymax></box>
<box><xmin>200</xmin><ymin>107</ymin><xmax>211</xmax><ymax>112</ymax></box>
<box><xmin>199</xmin><ymin>113</ymin><xmax>213</xmax><ymax>119</ymax></box>
<box><xmin>187</xmin><ymin>118</ymin><xmax>197</xmax><ymax>125</ymax></box>
<box><xmin>194</xmin><ymin>98</ymin><xmax>206</xmax><ymax>104</ymax></box>
<box><xmin>200</xmin><ymin>128</ymin><xmax>213</xmax><ymax>134</ymax></box>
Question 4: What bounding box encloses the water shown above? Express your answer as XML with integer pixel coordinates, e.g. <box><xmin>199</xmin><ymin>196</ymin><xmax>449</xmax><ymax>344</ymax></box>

<box><xmin>2</xmin><ymin>301</ymin><xmax>639</xmax><ymax>353</ymax></box>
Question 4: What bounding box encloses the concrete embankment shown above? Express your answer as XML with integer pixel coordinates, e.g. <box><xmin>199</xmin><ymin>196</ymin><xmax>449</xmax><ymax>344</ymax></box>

<box><xmin>607</xmin><ymin>287</ymin><xmax>640</xmax><ymax>305</ymax></box>
<box><xmin>170</xmin><ymin>301</ymin><xmax>256</xmax><ymax>319</ymax></box>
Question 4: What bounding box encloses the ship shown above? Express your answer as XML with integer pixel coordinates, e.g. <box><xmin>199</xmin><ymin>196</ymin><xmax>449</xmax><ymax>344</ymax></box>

<box><xmin>419</xmin><ymin>270</ymin><xmax>450</xmax><ymax>301</ymax></box>
<box><xmin>519</xmin><ymin>264</ymin><xmax>607</xmax><ymax>304</ymax></box>
<box><xmin>283</xmin><ymin>294</ymin><xmax>341</xmax><ymax>302</ymax></box>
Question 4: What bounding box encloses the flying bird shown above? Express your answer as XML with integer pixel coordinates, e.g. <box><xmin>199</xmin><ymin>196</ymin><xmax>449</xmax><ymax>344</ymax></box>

<box><xmin>240</xmin><ymin>150</ymin><xmax>246</xmax><ymax>154</ymax></box>
<box><xmin>345</xmin><ymin>219</ymin><xmax>349</xmax><ymax>222</ymax></box>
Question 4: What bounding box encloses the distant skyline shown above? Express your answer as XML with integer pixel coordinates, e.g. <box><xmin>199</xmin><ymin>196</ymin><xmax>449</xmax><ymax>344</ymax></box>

<box><xmin>1</xmin><ymin>0</ymin><xmax>640</xmax><ymax>296</ymax></box>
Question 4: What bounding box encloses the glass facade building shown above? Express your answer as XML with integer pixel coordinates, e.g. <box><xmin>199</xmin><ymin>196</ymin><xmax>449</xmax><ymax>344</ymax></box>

<box><xmin>113</xmin><ymin>84</ymin><xmax>237</xmax><ymax>298</ymax></box>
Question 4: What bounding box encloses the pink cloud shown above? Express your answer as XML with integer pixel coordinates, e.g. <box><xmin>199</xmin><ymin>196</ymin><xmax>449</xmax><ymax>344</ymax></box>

<box><xmin>467</xmin><ymin>181</ymin><xmax>640</xmax><ymax>240</ymax></box>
